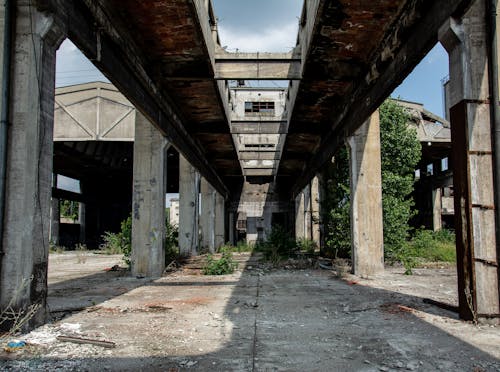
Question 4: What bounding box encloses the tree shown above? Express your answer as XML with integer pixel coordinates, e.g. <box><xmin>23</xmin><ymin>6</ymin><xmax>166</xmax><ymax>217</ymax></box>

<box><xmin>379</xmin><ymin>99</ymin><xmax>421</xmax><ymax>262</ymax></box>
<box><xmin>323</xmin><ymin>99</ymin><xmax>421</xmax><ymax>263</ymax></box>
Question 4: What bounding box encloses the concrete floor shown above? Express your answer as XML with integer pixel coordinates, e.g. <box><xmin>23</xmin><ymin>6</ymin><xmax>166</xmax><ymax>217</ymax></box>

<box><xmin>1</xmin><ymin>252</ymin><xmax>499</xmax><ymax>371</ymax></box>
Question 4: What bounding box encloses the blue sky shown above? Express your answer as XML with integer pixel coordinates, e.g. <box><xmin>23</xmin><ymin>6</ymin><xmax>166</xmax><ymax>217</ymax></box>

<box><xmin>56</xmin><ymin>0</ymin><xmax>449</xmax><ymax>117</ymax></box>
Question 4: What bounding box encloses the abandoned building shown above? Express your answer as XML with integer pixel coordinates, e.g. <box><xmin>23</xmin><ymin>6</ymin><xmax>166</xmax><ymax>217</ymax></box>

<box><xmin>0</xmin><ymin>0</ymin><xmax>499</xmax><ymax>342</ymax></box>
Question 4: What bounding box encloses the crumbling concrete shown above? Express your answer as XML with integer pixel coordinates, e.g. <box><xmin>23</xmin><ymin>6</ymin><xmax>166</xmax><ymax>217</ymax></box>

<box><xmin>179</xmin><ymin>155</ymin><xmax>200</xmax><ymax>256</ymax></box>
<box><xmin>439</xmin><ymin>0</ymin><xmax>500</xmax><ymax>321</ymax></box>
<box><xmin>0</xmin><ymin>3</ymin><xmax>64</xmax><ymax>330</ymax></box>
<box><xmin>348</xmin><ymin>111</ymin><xmax>384</xmax><ymax>277</ymax></box>
<box><xmin>0</xmin><ymin>252</ymin><xmax>498</xmax><ymax>371</ymax></box>
<box><xmin>131</xmin><ymin>112</ymin><xmax>168</xmax><ymax>278</ymax></box>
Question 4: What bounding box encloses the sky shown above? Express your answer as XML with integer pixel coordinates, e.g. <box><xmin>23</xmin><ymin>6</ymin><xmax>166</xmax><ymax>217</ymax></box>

<box><xmin>56</xmin><ymin>0</ymin><xmax>449</xmax><ymax>116</ymax></box>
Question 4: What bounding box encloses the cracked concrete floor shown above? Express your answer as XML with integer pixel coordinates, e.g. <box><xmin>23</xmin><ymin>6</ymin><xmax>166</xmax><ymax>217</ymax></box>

<box><xmin>1</xmin><ymin>252</ymin><xmax>499</xmax><ymax>371</ymax></box>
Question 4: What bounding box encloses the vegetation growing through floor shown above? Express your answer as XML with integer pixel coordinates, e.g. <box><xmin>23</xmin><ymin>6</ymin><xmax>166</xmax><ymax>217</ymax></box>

<box><xmin>321</xmin><ymin>99</ymin><xmax>455</xmax><ymax>274</ymax></box>
<box><xmin>100</xmin><ymin>214</ymin><xmax>179</xmax><ymax>267</ymax></box>
<box><xmin>203</xmin><ymin>248</ymin><xmax>238</xmax><ymax>275</ymax></box>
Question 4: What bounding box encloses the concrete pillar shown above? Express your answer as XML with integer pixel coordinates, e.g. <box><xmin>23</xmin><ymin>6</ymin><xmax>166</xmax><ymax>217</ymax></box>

<box><xmin>200</xmin><ymin>178</ymin><xmax>216</xmax><ymax>253</ymax></box>
<box><xmin>0</xmin><ymin>4</ymin><xmax>64</xmax><ymax>329</ymax></box>
<box><xmin>303</xmin><ymin>184</ymin><xmax>312</xmax><ymax>241</ymax></box>
<box><xmin>215</xmin><ymin>192</ymin><xmax>225</xmax><ymax>249</ymax></box>
<box><xmin>179</xmin><ymin>155</ymin><xmax>200</xmax><ymax>256</ymax></box>
<box><xmin>347</xmin><ymin>111</ymin><xmax>384</xmax><ymax>277</ymax></box>
<box><xmin>228</xmin><ymin>212</ymin><xmax>235</xmax><ymax>245</ymax></box>
<box><xmin>439</xmin><ymin>0</ymin><xmax>500</xmax><ymax>321</ymax></box>
<box><xmin>432</xmin><ymin>187</ymin><xmax>442</xmax><ymax>232</ymax></box>
<box><xmin>311</xmin><ymin>176</ymin><xmax>321</xmax><ymax>247</ymax></box>
<box><xmin>131</xmin><ymin>112</ymin><xmax>168</xmax><ymax>277</ymax></box>
<box><xmin>295</xmin><ymin>190</ymin><xmax>305</xmax><ymax>240</ymax></box>
<box><xmin>49</xmin><ymin>197</ymin><xmax>60</xmax><ymax>246</ymax></box>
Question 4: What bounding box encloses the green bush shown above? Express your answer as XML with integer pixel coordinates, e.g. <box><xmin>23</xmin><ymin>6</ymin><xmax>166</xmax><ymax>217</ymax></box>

<box><xmin>410</xmin><ymin>229</ymin><xmax>456</xmax><ymax>263</ymax></box>
<box><xmin>203</xmin><ymin>249</ymin><xmax>238</xmax><ymax>275</ymax></box>
<box><xmin>218</xmin><ymin>241</ymin><xmax>254</xmax><ymax>253</ymax></box>
<box><xmin>296</xmin><ymin>238</ymin><xmax>317</xmax><ymax>254</ymax></box>
<box><xmin>101</xmin><ymin>216</ymin><xmax>132</xmax><ymax>265</ymax></box>
<box><xmin>256</xmin><ymin>225</ymin><xmax>296</xmax><ymax>263</ymax></box>
<box><xmin>101</xmin><ymin>215</ymin><xmax>179</xmax><ymax>267</ymax></box>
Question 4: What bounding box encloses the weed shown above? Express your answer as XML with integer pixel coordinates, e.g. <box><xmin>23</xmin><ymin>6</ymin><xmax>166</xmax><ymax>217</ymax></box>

<box><xmin>410</xmin><ymin>229</ymin><xmax>456</xmax><ymax>263</ymax></box>
<box><xmin>203</xmin><ymin>249</ymin><xmax>238</xmax><ymax>275</ymax></box>
<box><xmin>219</xmin><ymin>241</ymin><xmax>254</xmax><ymax>253</ymax></box>
<box><xmin>255</xmin><ymin>225</ymin><xmax>296</xmax><ymax>264</ymax></box>
<box><xmin>0</xmin><ymin>276</ymin><xmax>41</xmax><ymax>337</ymax></box>
<box><xmin>75</xmin><ymin>243</ymin><xmax>88</xmax><ymax>264</ymax></box>
<box><xmin>296</xmin><ymin>238</ymin><xmax>317</xmax><ymax>254</ymax></box>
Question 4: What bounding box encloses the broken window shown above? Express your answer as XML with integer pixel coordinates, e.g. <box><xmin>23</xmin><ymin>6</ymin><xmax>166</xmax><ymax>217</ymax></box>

<box><xmin>244</xmin><ymin>101</ymin><xmax>275</xmax><ymax>115</ymax></box>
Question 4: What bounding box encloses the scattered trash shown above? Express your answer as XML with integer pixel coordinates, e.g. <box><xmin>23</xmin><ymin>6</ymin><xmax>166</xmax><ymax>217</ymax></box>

<box><xmin>136</xmin><ymin>275</ymin><xmax>145</xmax><ymax>279</ymax></box>
<box><xmin>57</xmin><ymin>335</ymin><xmax>116</xmax><ymax>348</ymax></box>
<box><xmin>4</xmin><ymin>340</ymin><xmax>26</xmax><ymax>352</ymax></box>
<box><xmin>346</xmin><ymin>280</ymin><xmax>358</xmax><ymax>286</ymax></box>
<box><xmin>104</xmin><ymin>265</ymin><xmax>122</xmax><ymax>272</ymax></box>
<box><xmin>179</xmin><ymin>360</ymin><xmax>198</xmax><ymax>368</ymax></box>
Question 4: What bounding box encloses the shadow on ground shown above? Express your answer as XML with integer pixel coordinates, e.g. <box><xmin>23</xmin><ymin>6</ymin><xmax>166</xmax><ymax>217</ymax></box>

<box><xmin>1</xmin><ymin>252</ymin><xmax>499</xmax><ymax>371</ymax></box>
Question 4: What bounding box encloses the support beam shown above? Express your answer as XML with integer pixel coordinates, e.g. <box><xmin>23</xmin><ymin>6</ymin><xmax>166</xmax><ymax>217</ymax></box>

<box><xmin>440</xmin><ymin>0</ymin><xmax>500</xmax><ymax>321</ymax></box>
<box><xmin>311</xmin><ymin>176</ymin><xmax>321</xmax><ymax>247</ymax></box>
<box><xmin>432</xmin><ymin>187</ymin><xmax>442</xmax><ymax>232</ymax></box>
<box><xmin>50</xmin><ymin>197</ymin><xmax>60</xmax><ymax>246</ymax></box>
<box><xmin>215</xmin><ymin>52</ymin><xmax>301</xmax><ymax>80</ymax></box>
<box><xmin>215</xmin><ymin>192</ymin><xmax>225</xmax><ymax>249</ymax></box>
<box><xmin>295</xmin><ymin>190</ymin><xmax>305</xmax><ymax>240</ymax></box>
<box><xmin>40</xmin><ymin>0</ymin><xmax>230</xmax><ymax>199</ymax></box>
<box><xmin>228</xmin><ymin>212</ymin><xmax>235</xmax><ymax>246</ymax></box>
<box><xmin>179</xmin><ymin>155</ymin><xmax>200</xmax><ymax>256</ymax></box>
<box><xmin>200</xmin><ymin>178</ymin><xmax>216</xmax><ymax>253</ymax></box>
<box><xmin>131</xmin><ymin>112</ymin><xmax>168</xmax><ymax>277</ymax></box>
<box><xmin>348</xmin><ymin>111</ymin><xmax>384</xmax><ymax>278</ymax></box>
<box><xmin>303</xmin><ymin>184</ymin><xmax>312</xmax><ymax>241</ymax></box>
<box><xmin>0</xmin><ymin>4</ymin><xmax>64</xmax><ymax>330</ymax></box>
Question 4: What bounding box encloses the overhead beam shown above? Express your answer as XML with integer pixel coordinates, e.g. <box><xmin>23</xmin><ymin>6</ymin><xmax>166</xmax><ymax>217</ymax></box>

<box><xmin>289</xmin><ymin>0</ymin><xmax>474</xmax><ymax>196</ymax></box>
<box><xmin>231</xmin><ymin>121</ymin><xmax>287</xmax><ymax>134</ymax></box>
<box><xmin>41</xmin><ymin>0</ymin><xmax>230</xmax><ymax>198</ymax></box>
<box><xmin>215</xmin><ymin>52</ymin><xmax>301</xmax><ymax>80</ymax></box>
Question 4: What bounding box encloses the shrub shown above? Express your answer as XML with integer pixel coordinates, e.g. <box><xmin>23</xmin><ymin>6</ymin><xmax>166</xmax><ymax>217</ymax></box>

<box><xmin>296</xmin><ymin>238</ymin><xmax>317</xmax><ymax>254</ymax></box>
<box><xmin>256</xmin><ymin>225</ymin><xmax>296</xmax><ymax>263</ymax></box>
<box><xmin>203</xmin><ymin>249</ymin><xmax>238</xmax><ymax>275</ymax></box>
<box><xmin>100</xmin><ymin>215</ymin><xmax>179</xmax><ymax>267</ymax></box>
<box><xmin>410</xmin><ymin>229</ymin><xmax>456</xmax><ymax>263</ymax></box>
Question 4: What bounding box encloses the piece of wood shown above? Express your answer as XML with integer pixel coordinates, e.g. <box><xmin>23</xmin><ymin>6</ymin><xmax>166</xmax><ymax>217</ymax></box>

<box><xmin>57</xmin><ymin>335</ymin><xmax>116</xmax><ymax>348</ymax></box>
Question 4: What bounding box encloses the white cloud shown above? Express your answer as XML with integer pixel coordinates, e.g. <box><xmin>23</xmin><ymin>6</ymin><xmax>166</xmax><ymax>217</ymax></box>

<box><xmin>218</xmin><ymin>21</ymin><xmax>299</xmax><ymax>53</ymax></box>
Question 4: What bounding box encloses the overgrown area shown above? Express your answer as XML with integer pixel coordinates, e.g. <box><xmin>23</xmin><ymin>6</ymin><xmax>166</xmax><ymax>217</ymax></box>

<box><xmin>100</xmin><ymin>214</ymin><xmax>179</xmax><ymax>267</ymax></box>
<box><xmin>321</xmin><ymin>99</ymin><xmax>455</xmax><ymax>274</ymax></box>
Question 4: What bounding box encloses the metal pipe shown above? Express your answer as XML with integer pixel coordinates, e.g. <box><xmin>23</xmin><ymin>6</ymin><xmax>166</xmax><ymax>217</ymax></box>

<box><xmin>0</xmin><ymin>0</ymin><xmax>13</xmax><ymax>258</ymax></box>
<box><xmin>486</xmin><ymin>0</ymin><xmax>500</xmax><ymax>304</ymax></box>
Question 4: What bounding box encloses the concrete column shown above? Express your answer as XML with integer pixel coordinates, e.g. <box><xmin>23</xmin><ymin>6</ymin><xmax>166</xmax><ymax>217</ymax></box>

<box><xmin>214</xmin><ymin>192</ymin><xmax>225</xmax><ymax>249</ymax></box>
<box><xmin>432</xmin><ymin>188</ymin><xmax>442</xmax><ymax>232</ymax></box>
<box><xmin>311</xmin><ymin>176</ymin><xmax>321</xmax><ymax>247</ymax></box>
<box><xmin>131</xmin><ymin>112</ymin><xmax>168</xmax><ymax>277</ymax></box>
<box><xmin>200</xmin><ymin>178</ymin><xmax>216</xmax><ymax>253</ymax></box>
<box><xmin>228</xmin><ymin>212</ymin><xmax>235</xmax><ymax>245</ymax></box>
<box><xmin>295</xmin><ymin>190</ymin><xmax>305</xmax><ymax>240</ymax></box>
<box><xmin>303</xmin><ymin>184</ymin><xmax>312</xmax><ymax>240</ymax></box>
<box><xmin>179</xmin><ymin>155</ymin><xmax>200</xmax><ymax>256</ymax></box>
<box><xmin>0</xmin><ymin>4</ymin><xmax>64</xmax><ymax>329</ymax></box>
<box><xmin>347</xmin><ymin>111</ymin><xmax>384</xmax><ymax>277</ymax></box>
<box><xmin>439</xmin><ymin>0</ymin><xmax>500</xmax><ymax>321</ymax></box>
<box><xmin>49</xmin><ymin>197</ymin><xmax>60</xmax><ymax>246</ymax></box>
